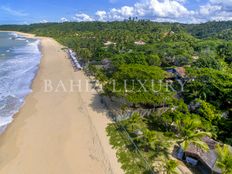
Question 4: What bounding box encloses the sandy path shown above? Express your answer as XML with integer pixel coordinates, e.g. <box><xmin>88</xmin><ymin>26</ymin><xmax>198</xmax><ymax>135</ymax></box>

<box><xmin>0</xmin><ymin>36</ymin><xmax>123</xmax><ymax>174</ymax></box>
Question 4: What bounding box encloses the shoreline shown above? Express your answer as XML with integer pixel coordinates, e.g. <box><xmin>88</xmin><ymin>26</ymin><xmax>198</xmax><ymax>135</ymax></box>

<box><xmin>0</xmin><ymin>32</ymin><xmax>123</xmax><ymax>174</ymax></box>
<box><xmin>0</xmin><ymin>30</ymin><xmax>36</xmax><ymax>38</ymax></box>
<box><xmin>0</xmin><ymin>31</ymin><xmax>41</xmax><ymax>133</ymax></box>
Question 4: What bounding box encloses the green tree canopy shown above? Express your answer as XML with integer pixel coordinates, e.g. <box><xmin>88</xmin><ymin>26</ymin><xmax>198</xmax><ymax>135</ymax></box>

<box><xmin>104</xmin><ymin>64</ymin><xmax>175</xmax><ymax>106</ymax></box>
<box><xmin>216</xmin><ymin>144</ymin><xmax>232</xmax><ymax>174</ymax></box>
<box><xmin>185</xmin><ymin>68</ymin><xmax>232</xmax><ymax>109</ymax></box>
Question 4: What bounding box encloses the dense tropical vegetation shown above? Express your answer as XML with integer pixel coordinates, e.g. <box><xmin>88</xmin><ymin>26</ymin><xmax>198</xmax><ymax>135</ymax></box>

<box><xmin>1</xmin><ymin>20</ymin><xmax>231</xmax><ymax>173</ymax></box>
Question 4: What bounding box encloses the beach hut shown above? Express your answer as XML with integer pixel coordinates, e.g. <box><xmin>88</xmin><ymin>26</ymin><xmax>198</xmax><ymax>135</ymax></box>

<box><xmin>177</xmin><ymin>137</ymin><xmax>224</xmax><ymax>174</ymax></box>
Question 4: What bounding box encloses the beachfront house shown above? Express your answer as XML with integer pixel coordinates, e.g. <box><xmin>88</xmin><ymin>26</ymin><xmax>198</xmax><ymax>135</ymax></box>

<box><xmin>176</xmin><ymin>137</ymin><xmax>224</xmax><ymax>174</ymax></box>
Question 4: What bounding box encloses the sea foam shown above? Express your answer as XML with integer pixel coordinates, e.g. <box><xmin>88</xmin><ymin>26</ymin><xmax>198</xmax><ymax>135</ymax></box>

<box><xmin>0</xmin><ymin>32</ymin><xmax>41</xmax><ymax>133</ymax></box>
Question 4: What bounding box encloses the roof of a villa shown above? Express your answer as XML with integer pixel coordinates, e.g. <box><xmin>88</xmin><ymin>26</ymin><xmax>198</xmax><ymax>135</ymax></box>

<box><xmin>185</xmin><ymin>137</ymin><xmax>221</xmax><ymax>173</ymax></box>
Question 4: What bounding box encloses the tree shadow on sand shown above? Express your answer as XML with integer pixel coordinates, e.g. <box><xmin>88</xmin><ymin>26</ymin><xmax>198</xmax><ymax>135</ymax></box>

<box><xmin>89</xmin><ymin>93</ymin><xmax>117</xmax><ymax>121</ymax></box>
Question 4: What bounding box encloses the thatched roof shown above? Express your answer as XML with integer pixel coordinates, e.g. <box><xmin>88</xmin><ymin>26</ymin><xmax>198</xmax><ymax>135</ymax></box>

<box><xmin>185</xmin><ymin>137</ymin><xmax>221</xmax><ymax>173</ymax></box>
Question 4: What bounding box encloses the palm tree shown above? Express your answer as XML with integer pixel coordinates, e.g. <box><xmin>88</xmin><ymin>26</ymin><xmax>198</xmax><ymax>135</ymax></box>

<box><xmin>140</xmin><ymin>129</ymin><xmax>170</xmax><ymax>158</ymax></box>
<box><xmin>216</xmin><ymin>144</ymin><xmax>232</xmax><ymax>174</ymax></box>
<box><xmin>177</xmin><ymin>116</ymin><xmax>212</xmax><ymax>151</ymax></box>
<box><xmin>180</xmin><ymin>131</ymin><xmax>211</xmax><ymax>151</ymax></box>
<box><xmin>164</xmin><ymin>160</ymin><xmax>178</xmax><ymax>174</ymax></box>
<box><xmin>126</xmin><ymin>113</ymin><xmax>146</xmax><ymax>133</ymax></box>
<box><xmin>143</xmin><ymin>129</ymin><xmax>158</xmax><ymax>151</ymax></box>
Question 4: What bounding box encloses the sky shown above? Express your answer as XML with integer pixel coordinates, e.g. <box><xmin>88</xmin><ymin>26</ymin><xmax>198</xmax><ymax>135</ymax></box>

<box><xmin>0</xmin><ymin>0</ymin><xmax>232</xmax><ymax>24</ymax></box>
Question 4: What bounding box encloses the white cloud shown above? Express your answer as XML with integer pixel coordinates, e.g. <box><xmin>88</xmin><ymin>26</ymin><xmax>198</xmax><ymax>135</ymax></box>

<box><xmin>155</xmin><ymin>18</ymin><xmax>178</xmax><ymax>23</ymax></box>
<box><xmin>175</xmin><ymin>0</ymin><xmax>187</xmax><ymax>3</ymax></box>
<box><xmin>119</xmin><ymin>6</ymin><xmax>134</xmax><ymax>16</ymax></box>
<box><xmin>96</xmin><ymin>11</ymin><xmax>107</xmax><ymax>21</ymax></box>
<box><xmin>107</xmin><ymin>6</ymin><xmax>134</xmax><ymax>20</ymax></box>
<box><xmin>60</xmin><ymin>17</ymin><xmax>68</xmax><ymax>22</ymax></box>
<box><xmin>210</xmin><ymin>0</ymin><xmax>232</xmax><ymax>6</ymax></box>
<box><xmin>101</xmin><ymin>0</ymin><xmax>194</xmax><ymax>21</ymax></box>
<box><xmin>103</xmin><ymin>0</ymin><xmax>232</xmax><ymax>23</ymax></box>
<box><xmin>145</xmin><ymin>0</ymin><xmax>192</xmax><ymax>18</ymax></box>
<box><xmin>69</xmin><ymin>0</ymin><xmax>232</xmax><ymax>24</ymax></box>
<box><xmin>40</xmin><ymin>20</ymin><xmax>48</xmax><ymax>23</ymax></box>
<box><xmin>73</xmin><ymin>13</ymin><xmax>93</xmax><ymax>22</ymax></box>
<box><xmin>0</xmin><ymin>6</ymin><xmax>28</xmax><ymax>17</ymax></box>
<box><xmin>211</xmin><ymin>12</ymin><xmax>232</xmax><ymax>21</ymax></box>
<box><xmin>199</xmin><ymin>4</ymin><xmax>221</xmax><ymax>15</ymax></box>
<box><xmin>197</xmin><ymin>1</ymin><xmax>232</xmax><ymax>22</ymax></box>
<box><xmin>209</xmin><ymin>0</ymin><xmax>232</xmax><ymax>12</ymax></box>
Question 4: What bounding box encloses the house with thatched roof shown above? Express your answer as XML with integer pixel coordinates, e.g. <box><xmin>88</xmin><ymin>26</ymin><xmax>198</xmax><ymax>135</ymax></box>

<box><xmin>176</xmin><ymin>137</ymin><xmax>222</xmax><ymax>174</ymax></box>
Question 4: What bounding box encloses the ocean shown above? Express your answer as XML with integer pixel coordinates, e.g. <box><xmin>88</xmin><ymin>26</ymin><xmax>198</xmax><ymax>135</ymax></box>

<box><xmin>0</xmin><ymin>32</ymin><xmax>41</xmax><ymax>132</ymax></box>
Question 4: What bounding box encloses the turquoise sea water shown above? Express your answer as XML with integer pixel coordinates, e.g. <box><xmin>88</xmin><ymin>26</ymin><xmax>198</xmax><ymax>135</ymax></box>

<box><xmin>0</xmin><ymin>32</ymin><xmax>41</xmax><ymax>132</ymax></box>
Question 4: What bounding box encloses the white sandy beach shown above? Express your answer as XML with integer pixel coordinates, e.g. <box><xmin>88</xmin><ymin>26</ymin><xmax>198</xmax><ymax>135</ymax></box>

<box><xmin>0</xmin><ymin>33</ymin><xmax>123</xmax><ymax>174</ymax></box>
